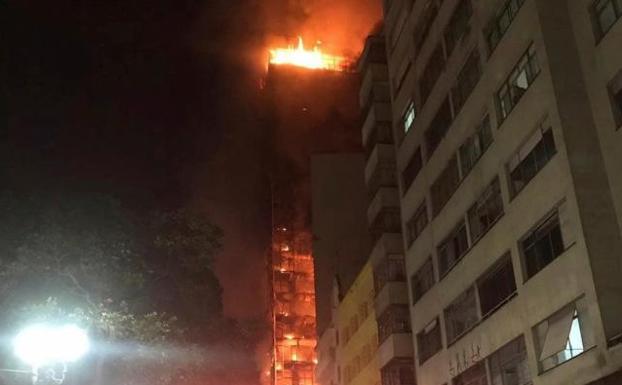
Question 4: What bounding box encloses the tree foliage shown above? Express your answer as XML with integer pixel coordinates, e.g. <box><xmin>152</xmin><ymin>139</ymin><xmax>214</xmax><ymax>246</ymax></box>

<box><xmin>0</xmin><ymin>190</ymin><xmax>254</xmax><ymax>385</ymax></box>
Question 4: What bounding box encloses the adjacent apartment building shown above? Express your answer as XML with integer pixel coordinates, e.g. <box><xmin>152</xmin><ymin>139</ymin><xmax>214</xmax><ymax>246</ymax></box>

<box><xmin>379</xmin><ymin>0</ymin><xmax>622</xmax><ymax>384</ymax></box>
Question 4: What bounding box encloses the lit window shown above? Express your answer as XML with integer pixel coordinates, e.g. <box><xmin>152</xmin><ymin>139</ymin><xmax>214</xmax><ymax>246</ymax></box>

<box><xmin>403</xmin><ymin>102</ymin><xmax>416</xmax><ymax>135</ymax></box>
<box><xmin>497</xmin><ymin>43</ymin><xmax>540</xmax><ymax>121</ymax></box>
<box><xmin>534</xmin><ymin>299</ymin><xmax>590</xmax><ymax>372</ymax></box>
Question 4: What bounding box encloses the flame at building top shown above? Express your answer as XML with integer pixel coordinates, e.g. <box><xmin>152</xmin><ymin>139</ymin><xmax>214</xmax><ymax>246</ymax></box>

<box><xmin>269</xmin><ymin>37</ymin><xmax>347</xmax><ymax>71</ymax></box>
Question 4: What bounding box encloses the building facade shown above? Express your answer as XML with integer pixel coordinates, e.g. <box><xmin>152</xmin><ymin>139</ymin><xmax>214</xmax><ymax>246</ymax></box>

<box><xmin>379</xmin><ymin>0</ymin><xmax>622</xmax><ymax>385</ymax></box>
<box><xmin>359</xmin><ymin>34</ymin><xmax>417</xmax><ymax>385</ymax></box>
<box><xmin>336</xmin><ymin>262</ymin><xmax>381</xmax><ymax>385</ymax></box>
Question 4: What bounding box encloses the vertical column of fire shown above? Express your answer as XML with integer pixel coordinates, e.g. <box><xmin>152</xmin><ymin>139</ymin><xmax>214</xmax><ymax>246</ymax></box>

<box><xmin>271</xmin><ymin>226</ymin><xmax>317</xmax><ymax>385</ymax></box>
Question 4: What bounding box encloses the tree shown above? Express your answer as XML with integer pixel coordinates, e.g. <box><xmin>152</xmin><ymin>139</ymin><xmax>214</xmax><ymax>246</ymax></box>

<box><xmin>0</xmin><ymin>190</ymin><xmax>232</xmax><ymax>385</ymax></box>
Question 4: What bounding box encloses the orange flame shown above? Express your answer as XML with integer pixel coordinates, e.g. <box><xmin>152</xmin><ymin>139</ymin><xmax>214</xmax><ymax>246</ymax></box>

<box><xmin>269</xmin><ymin>37</ymin><xmax>346</xmax><ymax>71</ymax></box>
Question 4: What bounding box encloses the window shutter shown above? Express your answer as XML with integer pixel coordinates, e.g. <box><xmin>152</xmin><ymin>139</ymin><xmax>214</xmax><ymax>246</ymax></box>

<box><xmin>539</xmin><ymin>304</ymin><xmax>575</xmax><ymax>360</ymax></box>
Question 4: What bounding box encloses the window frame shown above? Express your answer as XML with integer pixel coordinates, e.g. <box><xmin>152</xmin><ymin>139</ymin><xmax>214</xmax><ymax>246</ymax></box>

<box><xmin>444</xmin><ymin>286</ymin><xmax>479</xmax><ymax>345</ymax></box>
<box><xmin>416</xmin><ymin>317</ymin><xmax>443</xmax><ymax>365</ymax></box>
<box><xmin>496</xmin><ymin>43</ymin><xmax>541</xmax><ymax>123</ymax></box>
<box><xmin>486</xmin><ymin>0</ymin><xmax>526</xmax><ymax>53</ymax></box>
<box><xmin>437</xmin><ymin>218</ymin><xmax>470</xmax><ymax>279</ymax></box>
<box><xmin>507</xmin><ymin>122</ymin><xmax>557</xmax><ymax>197</ymax></box>
<box><xmin>591</xmin><ymin>0</ymin><xmax>622</xmax><ymax>42</ymax></box>
<box><xmin>476</xmin><ymin>252</ymin><xmax>517</xmax><ymax>318</ymax></box>
<box><xmin>467</xmin><ymin>176</ymin><xmax>504</xmax><ymax>244</ymax></box>
<box><xmin>402</xmin><ymin>147</ymin><xmax>423</xmax><ymax>194</ymax></box>
<box><xmin>519</xmin><ymin>208</ymin><xmax>566</xmax><ymax>282</ymax></box>
<box><xmin>459</xmin><ymin>115</ymin><xmax>493</xmax><ymax>178</ymax></box>
<box><xmin>411</xmin><ymin>257</ymin><xmax>435</xmax><ymax>304</ymax></box>
<box><xmin>406</xmin><ymin>200</ymin><xmax>429</xmax><ymax>246</ymax></box>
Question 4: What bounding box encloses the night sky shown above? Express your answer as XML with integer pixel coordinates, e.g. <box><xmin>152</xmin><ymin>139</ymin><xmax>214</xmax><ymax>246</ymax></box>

<box><xmin>2</xmin><ymin>0</ymin><xmax>381</xmax><ymax>321</ymax></box>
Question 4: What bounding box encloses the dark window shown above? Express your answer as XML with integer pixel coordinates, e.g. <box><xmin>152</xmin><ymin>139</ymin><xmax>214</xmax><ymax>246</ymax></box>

<box><xmin>452</xmin><ymin>50</ymin><xmax>482</xmax><ymax>114</ymax></box>
<box><xmin>521</xmin><ymin>211</ymin><xmax>565</xmax><ymax>279</ymax></box>
<box><xmin>444</xmin><ymin>286</ymin><xmax>479</xmax><ymax>344</ymax></box>
<box><xmin>416</xmin><ymin>317</ymin><xmax>442</xmax><ymax>364</ymax></box>
<box><xmin>459</xmin><ymin>115</ymin><xmax>493</xmax><ymax>176</ymax></box>
<box><xmin>477</xmin><ymin>253</ymin><xmax>516</xmax><ymax>317</ymax></box>
<box><xmin>402</xmin><ymin>147</ymin><xmax>423</xmax><ymax>193</ymax></box>
<box><xmin>411</xmin><ymin>257</ymin><xmax>435</xmax><ymax>304</ymax></box>
<box><xmin>407</xmin><ymin>200</ymin><xmax>428</xmax><ymax>246</ymax></box>
<box><xmin>431</xmin><ymin>155</ymin><xmax>460</xmax><ymax>216</ymax></box>
<box><xmin>592</xmin><ymin>0</ymin><xmax>622</xmax><ymax>39</ymax></box>
<box><xmin>608</xmin><ymin>72</ymin><xmax>622</xmax><ymax>127</ymax></box>
<box><xmin>414</xmin><ymin>1</ymin><xmax>440</xmax><ymax>54</ymax></box>
<box><xmin>381</xmin><ymin>359</ymin><xmax>416</xmax><ymax>385</ymax></box>
<box><xmin>508</xmin><ymin>125</ymin><xmax>557</xmax><ymax>195</ymax></box>
<box><xmin>420</xmin><ymin>44</ymin><xmax>446</xmax><ymax>105</ymax></box>
<box><xmin>393</xmin><ymin>59</ymin><xmax>412</xmax><ymax>97</ymax></box>
<box><xmin>437</xmin><ymin>219</ymin><xmax>469</xmax><ymax>278</ymax></box>
<box><xmin>467</xmin><ymin>177</ymin><xmax>504</xmax><ymax>243</ymax></box>
<box><xmin>425</xmin><ymin>97</ymin><xmax>453</xmax><ymax>158</ymax></box>
<box><xmin>370</xmin><ymin>208</ymin><xmax>402</xmax><ymax>241</ymax></box>
<box><xmin>488</xmin><ymin>336</ymin><xmax>531</xmax><ymax>385</ymax></box>
<box><xmin>497</xmin><ymin>44</ymin><xmax>540</xmax><ymax>121</ymax></box>
<box><xmin>444</xmin><ymin>0</ymin><xmax>473</xmax><ymax>57</ymax></box>
<box><xmin>487</xmin><ymin>0</ymin><xmax>526</xmax><ymax>51</ymax></box>
<box><xmin>452</xmin><ymin>361</ymin><xmax>487</xmax><ymax>385</ymax></box>
<box><xmin>377</xmin><ymin>305</ymin><xmax>411</xmax><ymax>344</ymax></box>
<box><xmin>374</xmin><ymin>254</ymin><xmax>406</xmax><ymax>293</ymax></box>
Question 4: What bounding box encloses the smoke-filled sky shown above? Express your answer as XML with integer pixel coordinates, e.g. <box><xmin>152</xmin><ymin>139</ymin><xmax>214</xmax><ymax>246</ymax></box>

<box><xmin>2</xmin><ymin>0</ymin><xmax>381</xmax><ymax>322</ymax></box>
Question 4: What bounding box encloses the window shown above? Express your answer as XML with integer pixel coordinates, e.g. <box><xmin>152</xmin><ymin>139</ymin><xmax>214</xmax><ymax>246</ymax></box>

<box><xmin>425</xmin><ymin>97</ymin><xmax>453</xmax><ymax>157</ymax></box>
<box><xmin>394</xmin><ymin>58</ymin><xmax>412</xmax><ymax>96</ymax></box>
<box><xmin>370</xmin><ymin>208</ymin><xmax>402</xmax><ymax>240</ymax></box>
<box><xmin>417</xmin><ymin>317</ymin><xmax>442</xmax><ymax>364</ymax></box>
<box><xmin>420</xmin><ymin>44</ymin><xmax>446</xmax><ymax>104</ymax></box>
<box><xmin>411</xmin><ymin>257</ymin><xmax>435</xmax><ymax>304</ymax></box>
<box><xmin>378</xmin><ymin>305</ymin><xmax>411</xmax><ymax>343</ymax></box>
<box><xmin>467</xmin><ymin>177</ymin><xmax>504</xmax><ymax>243</ymax></box>
<box><xmin>402</xmin><ymin>147</ymin><xmax>423</xmax><ymax>193</ymax></box>
<box><xmin>381</xmin><ymin>359</ymin><xmax>416</xmax><ymax>385</ymax></box>
<box><xmin>452</xmin><ymin>360</ymin><xmax>486</xmax><ymax>385</ymax></box>
<box><xmin>521</xmin><ymin>210</ymin><xmax>565</xmax><ymax>280</ymax></box>
<box><xmin>431</xmin><ymin>155</ymin><xmax>461</xmax><ymax>216</ymax></box>
<box><xmin>487</xmin><ymin>0</ymin><xmax>526</xmax><ymax>51</ymax></box>
<box><xmin>460</xmin><ymin>115</ymin><xmax>492</xmax><ymax>176</ymax></box>
<box><xmin>403</xmin><ymin>101</ymin><xmax>417</xmax><ymax>135</ymax></box>
<box><xmin>497</xmin><ymin>44</ymin><xmax>540</xmax><ymax>121</ymax></box>
<box><xmin>414</xmin><ymin>1</ymin><xmax>440</xmax><ymax>54</ymax></box>
<box><xmin>534</xmin><ymin>299</ymin><xmax>591</xmax><ymax>372</ymax></box>
<box><xmin>438</xmin><ymin>219</ymin><xmax>469</xmax><ymax>278</ymax></box>
<box><xmin>477</xmin><ymin>253</ymin><xmax>516</xmax><ymax>317</ymax></box>
<box><xmin>444</xmin><ymin>0</ymin><xmax>473</xmax><ymax>57</ymax></box>
<box><xmin>407</xmin><ymin>200</ymin><xmax>428</xmax><ymax>246</ymax></box>
<box><xmin>592</xmin><ymin>0</ymin><xmax>622</xmax><ymax>39</ymax></box>
<box><xmin>374</xmin><ymin>254</ymin><xmax>406</xmax><ymax>293</ymax></box>
<box><xmin>508</xmin><ymin>124</ymin><xmax>557</xmax><ymax>195</ymax></box>
<box><xmin>452</xmin><ymin>50</ymin><xmax>482</xmax><ymax>114</ymax></box>
<box><xmin>488</xmin><ymin>336</ymin><xmax>531</xmax><ymax>385</ymax></box>
<box><xmin>445</xmin><ymin>286</ymin><xmax>479</xmax><ymax>344</ymax></box>
<box><xmin>608</xmin><ymin>71</ymin><xmax>622</xmax><ymax>127</ymax></box>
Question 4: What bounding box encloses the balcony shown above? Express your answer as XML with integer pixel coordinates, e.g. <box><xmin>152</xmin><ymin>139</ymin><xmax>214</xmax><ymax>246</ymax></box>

<box><xmin>360</xmin><ymin>82</ymin><xmax>391</xmax><ymax>117</ymax></box>
<box><xmin>369</xmin><ymin>233</ymin><xmax>404</xmax><ymax>267</ymax></box>
<box><xmin>362</xmin><ymin>103</ymin><xmax>392</xmax><ymax>148</ymax></box>
<box><xmin>365</xmin><ymin>144</ymin><xmax>396</xmax><ymax>191</ymax></box>
<box><xmin>367</xmin><ymin>187</ymin><xmax>400</xmax><ymax>228</ymax></box>
<box><xmin>369</xmin><ymin>207</ymin><xmax>401</xmax><ymax>244</ymax></box>
<box><xmin>375</xmin><ymin>281</ymin><xmax>409</xmax><ymax>316</ymax></box>
<box><xmin>377</xmin><ymin>334</ymin><xmax>414</xmax><ymax>369</ymax></box>
<box><xmin>360</xmin><ymin>63</ymin><xmax>389</xmax><ymax>107</ymax></box>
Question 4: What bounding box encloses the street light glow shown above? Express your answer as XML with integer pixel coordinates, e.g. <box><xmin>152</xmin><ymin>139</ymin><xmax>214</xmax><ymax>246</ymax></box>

<box><xmin>13</xmin><ymin>324</ymin><xmax>90</xmax><ymax>367</ymax></box>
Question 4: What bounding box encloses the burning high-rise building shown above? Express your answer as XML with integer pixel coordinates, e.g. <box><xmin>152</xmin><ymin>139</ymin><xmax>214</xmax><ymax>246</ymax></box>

<box><xmin>262</xmin><ymin>39</ymin><xmax>363</xmax><ymax>385</ymax></box>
